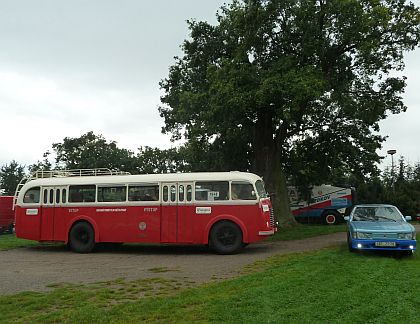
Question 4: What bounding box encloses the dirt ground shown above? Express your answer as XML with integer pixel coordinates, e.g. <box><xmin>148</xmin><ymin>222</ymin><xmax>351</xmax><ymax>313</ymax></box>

<box><xmin>1</xmin><ymin>225</ymin><xmax>418</xmax><ymax>296</ymax></box>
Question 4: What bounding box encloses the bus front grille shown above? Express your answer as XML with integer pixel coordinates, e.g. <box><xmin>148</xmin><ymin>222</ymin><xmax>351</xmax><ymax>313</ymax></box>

<box><xmin>269</xmin><ymin>207</ymin><xmax>275</xmax><ymax>227</ymax></box>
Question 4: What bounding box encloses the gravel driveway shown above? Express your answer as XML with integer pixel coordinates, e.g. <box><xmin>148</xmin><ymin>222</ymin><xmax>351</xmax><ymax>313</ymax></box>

<box><xmin>1</xmin><ymin>225</ymin><xmax>418</xmax><ymax>296</ymax></box>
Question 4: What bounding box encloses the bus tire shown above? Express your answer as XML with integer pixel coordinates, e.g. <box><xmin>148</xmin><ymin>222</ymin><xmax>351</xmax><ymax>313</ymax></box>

<box><xmin>322</xmin><ymin>211</ymin><xmax>339</xmax><ymax>225</ymax></box>
<box><xmin>209</xmin><ymin>221</ymin><xmax>243</xmax><ymax>255</ymax></box>
<box><xmin>69</xmin><ymin>222</ymin><xmax>95</xmax><ymax>253</ymax></box>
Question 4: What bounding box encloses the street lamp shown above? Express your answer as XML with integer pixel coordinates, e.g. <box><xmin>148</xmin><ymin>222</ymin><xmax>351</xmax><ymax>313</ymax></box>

<box><xmin>387</xmin><ymin>149</ymin><xmax>396</xmax><ymax>188</ymax></box>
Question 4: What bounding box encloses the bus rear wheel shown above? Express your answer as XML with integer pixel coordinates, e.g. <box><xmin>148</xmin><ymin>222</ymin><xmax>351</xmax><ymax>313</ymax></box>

<box><xmin>69</xmin><ymin>222</ymin><xmax>95</xmax><ymax>253</ymax></box>
<box><xmin>209</xmin><ymin>221</ymin><xmax>243</xmax><ymax>255</ymax></box>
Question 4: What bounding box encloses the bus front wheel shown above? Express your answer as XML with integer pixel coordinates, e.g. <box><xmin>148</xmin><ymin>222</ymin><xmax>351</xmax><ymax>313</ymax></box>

<box><xmin>69</xmin><ymin>222</ymin><xmax>95</xmax><ymax>253</ymax></box>
<box><xmin>209</xmin><ymin>221</ymin><xmax>243</xmax><ymax>255</ymax></box>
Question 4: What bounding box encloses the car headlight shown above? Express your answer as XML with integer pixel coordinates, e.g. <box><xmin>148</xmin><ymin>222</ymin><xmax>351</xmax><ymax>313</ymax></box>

<box><xmin>398</xmin><ymin>232</ymin><xmax>415</xmax><ymax>240</ymax></box>
<box><xmin>356</xmin><ymin>232</ymin><xmax>372</xmax><ymax>239</ymax></box>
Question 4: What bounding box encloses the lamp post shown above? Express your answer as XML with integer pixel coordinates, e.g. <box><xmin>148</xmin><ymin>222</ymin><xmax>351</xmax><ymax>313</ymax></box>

<box><xmin>387</xmin><ymin>149</ymin><xmax>396</xmax><ymax>188</ymax></box>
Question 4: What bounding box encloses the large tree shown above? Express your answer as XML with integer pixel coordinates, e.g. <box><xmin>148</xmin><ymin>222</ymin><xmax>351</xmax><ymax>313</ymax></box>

<box><xmin>159</xmin><ymin>0</ymin><xmax>420</xmax><ymax>224</ymax></box>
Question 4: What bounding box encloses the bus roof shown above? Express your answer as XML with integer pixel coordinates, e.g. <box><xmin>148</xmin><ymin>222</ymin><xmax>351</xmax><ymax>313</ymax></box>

<box><xmin>20</xmin><ymin>171</ymin><xmax>263</xmax><ymax>188</ymax></box>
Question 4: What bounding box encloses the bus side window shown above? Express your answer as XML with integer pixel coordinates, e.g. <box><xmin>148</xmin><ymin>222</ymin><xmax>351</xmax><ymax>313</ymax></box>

<box><xmin>62</xmin><ymin>189</ymin><xmax>67</xmax><ymax>203</ymax></box>
<box><xmin>195</xmin><ymin>182</ymin><xmax>229</xmax><ymax>201</ymax></box>
<box><xmin>179</xmin><ymin>185</ymin><xmax>185</xmax><ymax>202</ymax></box>
<box><xmin>43</xmin><ymin>189</ymin><xmax>48</xmax><ymax>204</ymax></box>
<box><xmin>69</xmin><ymin>185</ymin><xmax>96</xmax><ymax>203</ymax></box>
<box><xmin>170</xmin><ymin>185</ymin><xmax>176</xmax><ymax>202</ymax></box>
<box><xmin>163</xmin><ymin>186</ymin><xmax>169</xmax><ymax>202</ymax></box>
<box><xmin>128</xmin><ymin>185</ymin><xmax>159</xmax><ymax>201</ymax></box>
<box><xmin>231</xmin><ymin>182</ymin><xmax>256</xmax><ymax>200</ymax></box>
<box><xmin>98</xmin><ymin>185</ymin><xmax>127</xmax><ymax>202</ymax></box>
<box><xmin>23</xmin><ymin>187</ymin><xmax>40</xmax><ymax>204</ymax></box>
<box><xmin>55</xmin><ymin>189</ymin><xmax>60</xmax><ymax>204</ymax></box>
<box><xmin>186</xmin><ymin>185</ymin><xmax>192</xmax><ymax>202</ymax></box>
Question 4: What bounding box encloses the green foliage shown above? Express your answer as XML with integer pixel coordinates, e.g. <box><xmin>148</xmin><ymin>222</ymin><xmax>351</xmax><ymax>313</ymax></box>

<box><xmin>28</xmin><ymin>151</ymin><xmax>53</xmax><ymax>173</ymax></box>
<box><xmin>44</xmin><ymin>131</ymin><xmax>185</xmax><ymax>174</ymax></box>
<box><xmin>52</xmin><ymin>131</ymin><xmax>136</xmax><ymax>172</ymax></box>
<box><xmin>0</xmin><ymin>160</ymin><xmax>25</xmax><ymax>195</ymax></box>
<box><xmin>335</xmin><ymin>156</ymin><xmax>420</xmax><ymax>216</ymax></box>
<box><xmin>135</xmin><ymin>146</ymin><xmax>187</xmax><ymax>174</ymax></box>
<box><xmin>380</xmin><ymin>157</ymin><xmax>420</xmax><ymax>216</ymax></box>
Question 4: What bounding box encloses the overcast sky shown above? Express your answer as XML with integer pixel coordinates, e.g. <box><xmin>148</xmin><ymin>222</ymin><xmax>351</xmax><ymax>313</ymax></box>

<box><xmin>0</xmin><ymin>0</ymin><xmax>419</xmax><ymax>171</ymax></box>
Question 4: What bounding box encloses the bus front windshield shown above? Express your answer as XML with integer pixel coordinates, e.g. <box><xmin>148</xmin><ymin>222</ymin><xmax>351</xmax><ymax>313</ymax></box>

<box><xmin>255</xmin><ymin>180</ymin><xmax>268</xmax><ymax>199</ymax></box>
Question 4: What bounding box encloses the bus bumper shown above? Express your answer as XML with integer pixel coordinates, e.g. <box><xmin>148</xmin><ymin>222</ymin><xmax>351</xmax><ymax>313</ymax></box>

<box><xmin>259</xmin><ymin>229</ymin><xmax>275</xmax><ymax>236</ymax></box>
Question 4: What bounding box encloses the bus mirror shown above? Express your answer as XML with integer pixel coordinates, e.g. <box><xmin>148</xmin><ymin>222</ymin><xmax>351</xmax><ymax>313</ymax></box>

<box><xmin>344</xmin><ymin>216</ymin><xmax>350</xmax><ymax>222</ymax></box>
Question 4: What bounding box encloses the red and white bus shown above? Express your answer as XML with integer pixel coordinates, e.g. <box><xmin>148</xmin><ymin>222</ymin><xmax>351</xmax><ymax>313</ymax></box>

<box><xmin>14</xmin><ymin>169</ymin><xmax>276</xmax><ymax>254</ymax></box>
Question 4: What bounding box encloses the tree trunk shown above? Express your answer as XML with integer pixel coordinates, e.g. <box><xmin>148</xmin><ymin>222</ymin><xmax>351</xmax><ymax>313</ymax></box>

<box><xmin>271</xmin><ymin>160</ymin><xmax>296</xmax><ymax>227</ymax></box>
<box><xmin>252</xmin><ymin>111</ymin><xmax>296</xmax><ymax>227</ymax></box>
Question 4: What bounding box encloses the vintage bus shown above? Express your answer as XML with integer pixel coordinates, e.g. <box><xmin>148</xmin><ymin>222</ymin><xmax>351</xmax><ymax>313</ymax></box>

<box><xmin>14</xmin><ymin>169</ymin><xmax>276</xmax><ymax>254</ymax></box>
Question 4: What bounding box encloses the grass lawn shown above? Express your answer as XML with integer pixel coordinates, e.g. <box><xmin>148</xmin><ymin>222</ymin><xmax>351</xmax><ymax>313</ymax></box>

<box><xmin>0</xmin><ymin>233</ymin><xmax>39</xmax><ymax>250</ymax></box>
<box><xmin>0</xmin><ymin>246</ymin><xmax>418</xmax><ymax>323</ymax></box>
<box><xmin>269</xmin><ymin>223</ymin><xmax>347</xmax><ymax>241</ymax></box>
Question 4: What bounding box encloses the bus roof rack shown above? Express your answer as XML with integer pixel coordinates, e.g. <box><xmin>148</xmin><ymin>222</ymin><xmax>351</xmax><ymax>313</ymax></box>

<box><xmin>30</xmin><ymin>168</ymin><xmax>131</xmax><ymax>179</ymax></box>
<box><xmin>13</xmin><ymin>168</ymin><xmax>130</xmax><ymax>209</ymax></box>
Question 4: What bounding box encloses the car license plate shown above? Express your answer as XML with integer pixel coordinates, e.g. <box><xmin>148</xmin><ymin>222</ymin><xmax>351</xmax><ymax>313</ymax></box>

<box><xmin>375</xmin><ymin>241</ymin><xmax>396</xmax><ymax>247</ymax></box>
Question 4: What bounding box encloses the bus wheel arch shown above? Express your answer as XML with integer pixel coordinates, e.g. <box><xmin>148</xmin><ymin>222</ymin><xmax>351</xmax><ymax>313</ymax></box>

<box><xmin>208</xmin><ymin>220</ymin><xmax>244</xmax><ymax>255</ymax></box>
<box><xmin>68</xmin><ymin>220</ymin><xmax>96</xmax><ymax>253</ymax></box>
<box><xmin>322</xmin><ymin>210</ymin><xmax>340</xmax><ymax>225</ymax></box>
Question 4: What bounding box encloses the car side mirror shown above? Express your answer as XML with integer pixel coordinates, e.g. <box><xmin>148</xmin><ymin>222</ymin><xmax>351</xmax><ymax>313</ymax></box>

<box><xmin>344</xmin><ymin>216</ymin><xmax>350</xmax><ymax>222</ymax></box>
<box><xmin>404</xmin><ymin>216</ymin><xmax>412</xmax><ymax>221</ymax></box>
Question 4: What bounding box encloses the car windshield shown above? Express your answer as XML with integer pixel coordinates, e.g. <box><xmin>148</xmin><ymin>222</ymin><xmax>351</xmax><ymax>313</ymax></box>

<box><xmin>352</xmin><ymin>206</ymin><xmax>403</xmax><ymax>222</ymax></box>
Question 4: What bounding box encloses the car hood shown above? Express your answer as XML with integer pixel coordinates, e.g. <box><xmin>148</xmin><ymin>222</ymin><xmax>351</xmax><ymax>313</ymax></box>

<box><xmin>351</xmin><ymin>221</ymin><xmax>414</xmax><ymax>232</ymax></box>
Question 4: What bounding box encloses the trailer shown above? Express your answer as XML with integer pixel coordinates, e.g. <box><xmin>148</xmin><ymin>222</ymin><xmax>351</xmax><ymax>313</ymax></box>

<box><xmin>0</xmin><ymin>196</ymin><xmax>14</xmax><ymax>234</ymax></box>
<box><xmin>288</xmin><ymin>185</ymin><xmax>354</xmax><ymax>225</ymax></box>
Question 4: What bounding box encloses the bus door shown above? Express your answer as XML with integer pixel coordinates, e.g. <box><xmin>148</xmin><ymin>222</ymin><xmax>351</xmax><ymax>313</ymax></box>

<box><xmin>161</xmin><ymin>183</ymin><xmax>178</xmax><ymax>243</ymax></box>
<box><xmin>40</xmin><ymin>186</ymin><xmax>66</xmax><ymax>241</ymax></box>
<box><xmin>161</xmin><ymin>182</ymin><xmax>194</xmax><ymax>243</ymax></box>
<box><xmin>177</xmin><ymin>183</ymin><xmax>194</xmax><ymax>243</ymax></box>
